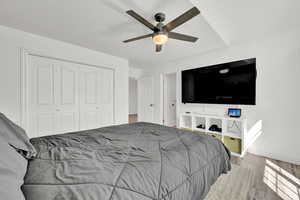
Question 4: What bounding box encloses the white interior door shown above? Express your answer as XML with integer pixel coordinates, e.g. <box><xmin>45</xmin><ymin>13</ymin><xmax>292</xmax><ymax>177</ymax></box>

<box><xmin>27</xmin><ymin>56</ymin><xmax>79</xmax><ymax>137</ymax></box>
<box><xmin>164</xmin><ymin>73</ymin><xmax>177</xmax><ymax>127</ymax></box>
<box><xmin>138</xmin><ymin>76</ymin><xmax>154</xmax><ymax>122</ymax></box>
<box><xmin>79</xmin><ymin>65</ymin><xmax>114</xmax><ymax>130</ymax></box>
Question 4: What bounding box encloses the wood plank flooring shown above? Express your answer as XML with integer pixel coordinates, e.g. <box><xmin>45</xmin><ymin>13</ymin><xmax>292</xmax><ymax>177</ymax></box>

<box><xmin>231</xmin><ymin>153</ymin><xmax>300</xmax><ymax>200</ymax></box>
<box><xmin>128</xmin><ymin>114</ymin><xmax>138</xmax><ymax>124</ymax></box>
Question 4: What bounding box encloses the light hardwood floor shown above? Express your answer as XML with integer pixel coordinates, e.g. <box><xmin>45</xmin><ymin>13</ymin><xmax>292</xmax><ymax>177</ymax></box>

<box><xmin>129</xmin><ymin>114</ymin><xmax>138</xmax><ymax>124</ymax></box>
<box><xmin>128</xmin><ymin>115</ymin><xmax>299</xmax><ymax>199</ymax></box>
<box><xmin>231</xmin><ymin>153</ymin><xmax>300</xmax><ymax>200</ymax></box>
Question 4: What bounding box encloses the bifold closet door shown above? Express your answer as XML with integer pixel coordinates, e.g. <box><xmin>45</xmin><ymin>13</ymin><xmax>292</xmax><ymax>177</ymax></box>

<box><xmin>79</xmin><ymin>65</ymin><xmax>114</xmax><ymax>130</ymax></box>
<box><xmin>26</xmin><ymin>55</ymin><xmax>114</xmax><ymax>137</ymax></box>
<box><xmin>27</xmin><ymin>56</ymin><xmax>79</xmax><ymax>137</ymax></box>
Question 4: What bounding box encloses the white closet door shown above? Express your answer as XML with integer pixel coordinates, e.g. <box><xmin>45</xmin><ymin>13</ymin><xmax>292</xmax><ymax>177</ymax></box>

<box><xmin>79</xmin><ymin>66</ymin><xmax>114</xmax><ymax>130</ymax></box>
<box><xmin>98</xmin><ymin>68</ymin><xmax>114</xmax><ymax>127</ymax></box>
<box><xmin>28</xmin><ymin>56</ymin><xmax>56</xmax><ymax>137</ymax></box>
<box><xmin>55</xmin><ymin>61</ymin><xmax>79</xmax><ymax>134</ymax></box>
<box><xmin>26</xmin><ymin>55</ymin><xmax>114</xmax><ymax>137</ymax></box>
<box><xmin>27</xmin><ymin>56</ymin><xmax>79</xmax><ymax>137</ymax></box>
<box><xmin>79</xmin><ymin>66</ymin><xmax>100</xmax><ymax>130</ymax></box>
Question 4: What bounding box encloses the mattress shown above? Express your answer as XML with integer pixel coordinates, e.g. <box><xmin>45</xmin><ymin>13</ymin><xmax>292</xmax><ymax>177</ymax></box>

<box><xmin>23</xmin><ymin>122</ymin><xmax>231</xmax><ymax>200</ymax></box>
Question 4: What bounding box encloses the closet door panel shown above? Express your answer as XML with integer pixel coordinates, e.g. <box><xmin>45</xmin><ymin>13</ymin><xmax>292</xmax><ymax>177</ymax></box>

<box><xmin>28</xmin><ymin>56</ymin><xmax>80</xmax><ymax>137</ymax></box>
<box><xmin>79</xmin><ymin>66</ymin><xmax>114</xmax><ymax>130</ymax></box>
<box><xmin>60</xmin><ymin>67</ymin><xmax>76</xmax><ymax>105</ymax></box>
<box><xmin>58</xmin><ymin>112</ymin><xmax>78</xmax><ymax>133</ymax></box>
<box><xmin>37</xmin><ymin>113</ymin><xmax>56</xmax><ymax>137</ymax></box>
<box><xmin>37</xmin><ymin>65</ymin><xmax>55</xmax><ymax>105</ymax></box>
<box><xmin>56</xmin><ymin>61</ymin><xmax>80</xmax><ymax>133</ymax></box>
<box><xmin>79</xmin><ymin>67</ymin><xmax>101</xmax><ymax>130</ymax></box>
<box><xmin>28</xmin><ymin>56</ymin><xmax>58</xmax><ymax>137</ymax></box>
<box><xmin>99</xmin><ymin>69</ymin><xmax>113</xmax><ymax>104</ymax></box>
<box><xmin>85</xmin><ymin>72</ymin><xmax>98</xmax><ymax>104</ymax></box>
<box><xmin>81</xmin><ymin>111</ymin><xmax>100</xmax><ymax>130</ymax></box>
<box><xmin>99</xmin><ymin>109</ymin><xmax>114</xmax><ymax>127</ymax></box>
<box><xmin>98</xmin><ymin>69</ymin><xmax>114</xmax><ymax>126</ymax></box>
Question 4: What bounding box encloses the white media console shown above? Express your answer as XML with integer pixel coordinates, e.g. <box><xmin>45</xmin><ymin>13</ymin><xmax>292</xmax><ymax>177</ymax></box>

<box><xmin>179</xmin><ymin>112</ymin><xmax>262</xmax><ymax>157</ymax></box>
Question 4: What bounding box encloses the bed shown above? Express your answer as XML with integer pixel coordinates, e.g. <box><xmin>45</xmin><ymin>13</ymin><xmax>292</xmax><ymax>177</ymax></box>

<box><xmin>22</xmin><ymin>122</ymin><xmax>231</xmax><ymax>200</ymax></box>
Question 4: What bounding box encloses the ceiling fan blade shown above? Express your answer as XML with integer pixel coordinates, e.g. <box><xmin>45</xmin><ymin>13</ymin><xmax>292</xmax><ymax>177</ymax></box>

<box><xmin>163</xmin><ymin>7</ymin><xmax>200</xmax><ymax>31</ymax></box>
<box><xmin>126</xmin><ymin>10</ymin><xmax>157</xmax><ymax>31</ymax></box>
<box><xmin>168</xmin><ymin>32</ymin><xmax>198</xmax><ymax>42</ymax></box>
<box><xmin>156</xmin><ymin>45</ymin><xmax>162</xmax><ymax>52</ymax></box>
<box><xmin>123</xmin><ymin>34</ymin><xmax>153</xmax><ymax>43</ymax></box>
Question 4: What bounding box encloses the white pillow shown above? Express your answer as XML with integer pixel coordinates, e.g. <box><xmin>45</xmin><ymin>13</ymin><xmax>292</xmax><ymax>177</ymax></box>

<box><xmin>0</xmin><ymin>139</ymin><xmax>27</xmax><ymax>200</ymax></box>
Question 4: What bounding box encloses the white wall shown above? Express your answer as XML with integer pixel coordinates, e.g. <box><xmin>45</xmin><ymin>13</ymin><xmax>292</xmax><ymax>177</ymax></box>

<box><xmin>0</xmin><ymin>25</ymin><xmax>129</xmax><ymax>126</ymax></box>
<box><xmin>129</xmin><ymin>67</ymin><xmax>144</xmax><ymax>79</ymax></box>
<box><xmin>143</xmin><ymin>28</ymin><xmax>300</xmax><ymax>165</ymax></box>
<box><xmin>129</xmin><ymin>78</ymin><xmax>138</xmax><ymax>115</ymax></box>
<box><xmin>165</xmin><ymin>74</ymin><xmax>176</xmax><ymax>103</ymax></box>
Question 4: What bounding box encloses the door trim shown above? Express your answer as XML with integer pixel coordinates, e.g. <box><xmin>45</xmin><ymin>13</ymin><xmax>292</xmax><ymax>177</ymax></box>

<box><xmin>20</xmin><ymin>48</ymin><xmax>116</xmax><ymax>131</ymax></box>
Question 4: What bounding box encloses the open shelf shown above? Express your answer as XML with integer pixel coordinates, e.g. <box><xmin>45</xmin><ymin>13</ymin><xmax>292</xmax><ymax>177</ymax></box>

<box><xmin>225</xmin><ymin>120</ymin><xmax>243</xmax><ymax>138</ymax></box>
<box><xmin>207</xmin><ymin>118</ymin><xmax>222</xmax><ymax>133</ymax></box>
<box><xmin>179</xmin><ymin>112</ymin><xmax>261</xmax><ymax>158</ymax></box>
<box><xmin>194</xmin><ymin>116</ymin><xmax>206</xmax><ymax>131</ymax></box>
<box><xmin>180</xmin><ymin>114</ymin><xmax>192</xmax><ymax>130</ymax></box>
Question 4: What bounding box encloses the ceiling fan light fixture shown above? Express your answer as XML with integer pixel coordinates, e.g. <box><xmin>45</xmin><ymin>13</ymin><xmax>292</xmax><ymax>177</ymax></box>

<box><xmin>152</xmin><ymin>33</ymin><xmax>168</xmax><ymax>45</ymax></box>
<box><xmin>124</xmin><ymin>7</ymin><xmax>200</xmax><ymax>52</ymax></box>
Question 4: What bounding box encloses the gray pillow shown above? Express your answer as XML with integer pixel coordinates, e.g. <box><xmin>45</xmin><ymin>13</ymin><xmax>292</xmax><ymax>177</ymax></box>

<box><xmin>0</xmin><ymin>113</ymin><xmax>36</xmax><ymax>200</ymax></box>
<box><xmin>0</xmin><ymin>139</ymin><xmax>27</xmax><ymax>200</ymax></box>
<box><xmin>0</xmin><ymin>113</ymin><xmax>36</xmax><ymax>158</ymax></box>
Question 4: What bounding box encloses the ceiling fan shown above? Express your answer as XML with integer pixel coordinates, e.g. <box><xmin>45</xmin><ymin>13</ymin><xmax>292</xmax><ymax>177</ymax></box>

<box><xmin>123</xmin><ymin>7</ymin><xmax>200</xmax><ymax>52</ymax></box>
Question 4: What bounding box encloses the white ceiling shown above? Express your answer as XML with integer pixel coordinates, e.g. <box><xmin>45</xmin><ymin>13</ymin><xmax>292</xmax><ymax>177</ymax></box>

<box><xmin>192</xmin><ymin>0</ymin><xmax>300</xmax><ymax>44</ymax></box>
<box><xmin>0</xmin><ymin>0</ymin><xmax>299</xmax><ymax>67</ymax></box>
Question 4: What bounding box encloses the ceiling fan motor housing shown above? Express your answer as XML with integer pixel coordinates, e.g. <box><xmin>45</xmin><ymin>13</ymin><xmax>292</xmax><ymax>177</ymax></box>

<box><xmin>154</xmin><ymin>13</ymin><xmax>166</xmax><ymax>23</ymax></box>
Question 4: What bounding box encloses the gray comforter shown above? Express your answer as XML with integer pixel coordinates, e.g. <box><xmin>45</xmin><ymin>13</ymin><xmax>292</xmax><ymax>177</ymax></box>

<box><xmin>23</xmin><ymin>122</ymin><xmax>231</xmax><ymax>200</ymax></box>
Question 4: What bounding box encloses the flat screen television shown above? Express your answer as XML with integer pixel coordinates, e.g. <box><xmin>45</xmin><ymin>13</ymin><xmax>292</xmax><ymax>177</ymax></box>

<box><xmin>182</xmin><ymin>58</ymin><xmax>256</xmax><ymax>105</ymax></box>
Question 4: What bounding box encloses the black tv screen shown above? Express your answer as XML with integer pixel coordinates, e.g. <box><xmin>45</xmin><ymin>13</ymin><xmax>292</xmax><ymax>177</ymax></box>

<box><xmin>182</xmin><ymin>58</ymin><xmax>256</xmax><ymax>105</ymax></box>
